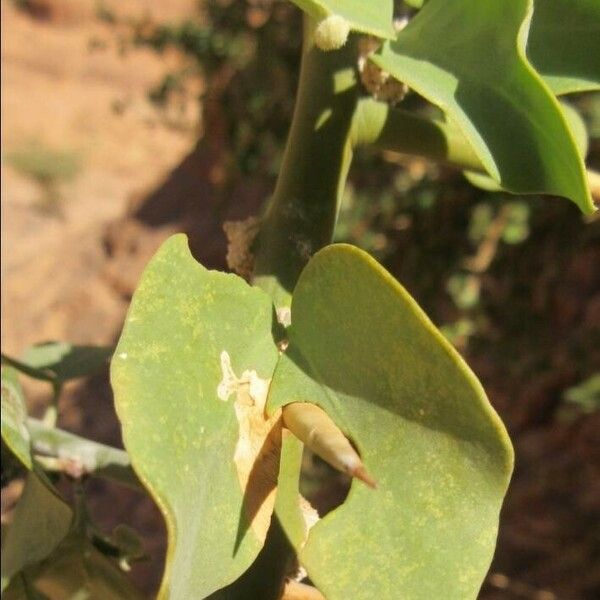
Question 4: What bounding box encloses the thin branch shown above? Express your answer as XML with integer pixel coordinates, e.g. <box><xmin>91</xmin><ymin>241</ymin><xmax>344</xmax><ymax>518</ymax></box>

<box><xmin>27</xmin><ymin>418</ymin><xmax>143</xmax><ymax>492</ymax></box>
<box><xmin>1</xmin><ymin>352</ymin><xmax>54</xmax><ymax>382</ymax></box>
<box><xmin>351</xmin><ymin>97</ymin><xmax>483</xmax><ymax>172</ymax></box>
<box><xmin>354</xmin><ymin>99</ymin><xmax>600</xmax><ymax>210</ymax></box>
<box><xmin>42</xmin><ymin>381</ymin><xmax>62</xmax><ymax>428</ymax></box>
<box><xmin>462</xmin><ymin>204</ymin><xmax>511</xmax><ymax>274</ymax></box>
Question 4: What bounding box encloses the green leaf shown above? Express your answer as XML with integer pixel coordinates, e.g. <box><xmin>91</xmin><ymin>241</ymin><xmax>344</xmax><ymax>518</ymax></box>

<box><xmin>464</xmin><ymin>100</ymin><xmax>589</xmax><ymax>192</ymax></box>
<box><xmin>268</xmin><ymin>244</ymin><xmax>513</xmax><ymax>599</ymax></box>
<box><xmin>273</xmin><ymin>434</ymin><xmax>307</xmax><ymax>551</ymax></box>
<box><xmin>290</xmin><ymin>0</ymin><xmax>394</xmax><ymax>40</ymax></box>
<box><xmin>21</xmin><ymin>342</ymin><xmax>113</xmax><ymax>382</ymax></box>
<box><xmin>1</xmin><ymin>472</ymin><xmax>72</xmax><ymax>592</ymax></box>
<box><xmin>373</xmin><ymin>0</ymin><xmax>595</xmax><ymax>214</ymax></box>
<box><xmin>1</xmin><ymin>366</ymin><xmax>32</xmax><ymax>469</ymax></box>
<box><xmin>111</xmin><ymin>234</ymin><xmax>283</xmax><ymax>598</ymax></box>
<box><xmin>527</xmin><ymin>0</ymin><xmax>600</xmax><ymax>95</ymax></box>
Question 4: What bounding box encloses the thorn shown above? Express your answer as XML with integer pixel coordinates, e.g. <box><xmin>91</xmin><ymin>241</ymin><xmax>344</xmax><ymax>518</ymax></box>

<box><xmin>351</xmin><ymin>464</ymin><xmax>377</xmax><ymax>489</ymax></box>
<box><xmin>282</xmin><ymin>402</ymin><xmax>376</xmax><ymax>489</ymax></box>
<box><xmin>282</xmin><ymin>580</ymin><xmax>325</xmax><ymax>600</ymax></box>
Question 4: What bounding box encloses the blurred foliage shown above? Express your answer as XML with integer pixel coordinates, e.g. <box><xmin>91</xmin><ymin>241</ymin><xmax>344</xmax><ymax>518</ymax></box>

<box><xmin>5</xmin><ymin>143</ymin><xmax>81</xmax><ymax>186</ymax></box>
<box><xmin>562</xmin><ymin>374</ymin><xmax>600</xmax><ymax>416</ymax></box>
<box><xmin>133</xmin><ymin>0</ymin><xmax>302</xmax><ymax>177</ymax></box>
<box><xmin>4</xmin><ymin>141</ymin><xmax>82</xmax><ymax>215</ymax></box>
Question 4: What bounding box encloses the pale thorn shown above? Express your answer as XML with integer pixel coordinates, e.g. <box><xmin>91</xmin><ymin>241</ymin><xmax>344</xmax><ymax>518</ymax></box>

<box><xmin>282</xmin><ymin>402</ymin><xmax>377</xmax><ymax>489</ymax></box>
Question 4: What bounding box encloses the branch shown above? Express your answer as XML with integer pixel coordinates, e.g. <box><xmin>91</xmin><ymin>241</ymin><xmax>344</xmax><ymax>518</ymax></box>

<box><xmin>1</xmin><ymin>352</ymin><xmax>54</xmax><ymax>382</ymax></box>
<box><xmin>27</xmin><ymin>418</ymin><xmax>143</xmax><ymax>492</ymax></box>
<box><xmin>353</xmin><ymin>98</ymin><xmax>600</xmax><ymax>207</ymax></box>
<box><xmin>352</xmin><ymin>97</ymin><xmax>483</xmax><ymax>172</ymax></box>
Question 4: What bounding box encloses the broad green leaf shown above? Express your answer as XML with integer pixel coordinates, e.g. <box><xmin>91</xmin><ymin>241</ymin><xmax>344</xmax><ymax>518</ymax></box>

<box><xmin>373</xmin><ymin>0</ymin><xmax>595</xmax><ymax>214</ymax></box>
<box><xmin>290</xmin><ymin>0</ymin><xmax>394</xmax><ymax>40</ymax></box>
<box><xmin>21</xmin><ymin>342</ymin><xmax>113</xmax><ymax>382</ymax></box>
<box><xmin>1</xmin><ymin>472</ymin><xmax>72</xmax><ymax>591</ymax></box>
<box><xmin>268</xmin><ymin>244</ymin><xmax>514</xmax><ymax>599</ymax></box>
<box><xmin>528</xmin><ymin>0</ymin><xmax>600</xmax><ymax>95</ymax></box>
<box><xmin>1</xmin><ymin>366</ymin><xmax>32</xmax><ymax>469</ymax></box>
<box><xmin>560</xmin><ymin>102</ymin><xmax>591</xmax><ymax>159</ymax></box>
<box><xmin>111</xmin><ymin>234</ymin><xmax>282</xmax><ymax>599</ymax></box>
<box><xmin>464</xmin><ymin>101</ymin><xmax>589</xmax><ymax>192</ymax></box>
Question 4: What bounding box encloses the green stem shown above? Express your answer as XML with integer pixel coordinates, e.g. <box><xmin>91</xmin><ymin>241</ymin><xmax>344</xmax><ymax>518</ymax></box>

<box><xmin>42</xmin><ymin>381</ymin><xmax>62</xmax><ymax>428</ymax></box>
<box><xmin>352</xmin><ymin>98</ymin><xmax>484</xmax><ymax>172</ymax></box>
<box><xmin>252</xmin><ymin>18</ymin><xmax>360</xmax><ymax>308</ymax></box>
<box><xmin>249</xmin><ymin>17</ymin><xmax>362</xmax><ymax>596</ymax></box>
<box><xmin>251</xmin><ymin>26</ymin><xmax>491</xmax><ymax>309</ymax></box>
<box><xmin>27</xmin><ymin>418</ymin><xmax>142</xmax><ymax>491</ymax></box>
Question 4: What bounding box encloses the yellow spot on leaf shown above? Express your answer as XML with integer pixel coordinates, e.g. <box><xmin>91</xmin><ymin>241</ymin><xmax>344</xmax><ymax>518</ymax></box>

<box><xmin>217</xmin><ymin>351</ymin><xmax>281</xmax><ymax>543</ymax></box>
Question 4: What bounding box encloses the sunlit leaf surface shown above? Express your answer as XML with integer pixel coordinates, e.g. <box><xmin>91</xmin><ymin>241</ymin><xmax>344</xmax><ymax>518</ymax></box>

<box><xmin>374</xmin><ymin>0</ymin><xmax>594</xmax><ymax>214</ymax></box>
<box><xmin>268</xmin><ymin>244</ymin><xmax>514</xmax><ymax>599</ymax></box>
<box><xmin>111</xmin><ymin>235</ymin><xmax>282</xmax><ymax>599</ymax></box>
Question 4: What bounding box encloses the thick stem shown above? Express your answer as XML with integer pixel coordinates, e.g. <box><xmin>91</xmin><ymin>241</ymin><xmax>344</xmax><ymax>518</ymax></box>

<box><xmin>252</xmin><ymin>18</ymin><xmax>359</xmax><ymax>308</ymax></box>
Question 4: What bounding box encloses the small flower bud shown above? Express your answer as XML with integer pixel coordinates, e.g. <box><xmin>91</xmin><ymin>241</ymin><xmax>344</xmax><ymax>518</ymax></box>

<box><xmin>314</xmin><ymin>15</ymin><xmax>351</xmax><ymax>51</ymax></box>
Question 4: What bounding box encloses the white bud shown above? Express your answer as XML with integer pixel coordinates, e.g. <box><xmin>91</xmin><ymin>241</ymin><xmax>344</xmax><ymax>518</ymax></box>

<box><xmin>314</xmin><ymin>14</ymin><xmax>351</xmax><ymax>51</ymax></box>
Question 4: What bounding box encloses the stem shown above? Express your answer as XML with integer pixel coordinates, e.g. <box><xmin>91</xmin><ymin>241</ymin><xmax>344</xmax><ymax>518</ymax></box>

<box><xmin>252</xmin><ymin>17</ymin><xmax>360</xmax><ymax>308</ymax></box>
<box><xmin>251</xmin><ymin>23</ymin><xmax>492</xmax><ymax>310</ymax></box>
<box><xmin>352</xmin><ymin>98</ymin><xmax>483</xmax><ymax>172</ymax></box>
<box><xmin>27</xmin><ymin>418</ymin><xmax>142</xmax><ymax>491</ymax></box>
<box><xmin>250</xmin><ymin>18</ymin><xmax>363</xmax><ymax>598</ymax></box>
<box><xmin>42</xmin><ymin>381</ymin><xmax>62</xmax><ymax>428</ymax></box>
